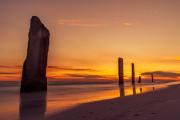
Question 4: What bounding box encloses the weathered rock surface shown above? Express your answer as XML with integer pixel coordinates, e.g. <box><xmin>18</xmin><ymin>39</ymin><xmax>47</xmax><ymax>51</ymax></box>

<box><xmin>20</xmin><ymin>16</ymin><xmax>50</xmax><ymax>92</ymax></box>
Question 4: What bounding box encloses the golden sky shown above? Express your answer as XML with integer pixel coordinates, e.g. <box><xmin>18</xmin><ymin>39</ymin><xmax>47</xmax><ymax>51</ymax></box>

<box><xmin>0</xmin><ymin>0</ymin><xmax>180</xmax><ymax>81</ymax></box>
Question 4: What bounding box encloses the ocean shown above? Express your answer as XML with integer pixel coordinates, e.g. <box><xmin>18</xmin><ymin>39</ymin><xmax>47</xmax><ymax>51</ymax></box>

<box><xmin>0</xmin><ymin>80</ymin><xmax>179</xmax><ymax>120</ymax></box>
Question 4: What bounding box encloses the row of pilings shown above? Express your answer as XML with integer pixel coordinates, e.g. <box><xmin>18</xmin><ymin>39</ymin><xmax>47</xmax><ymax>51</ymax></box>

<box><xmin>118</xmin><ymin>57</ymin><xmax>154</xmax><ymax>85</ymax></box>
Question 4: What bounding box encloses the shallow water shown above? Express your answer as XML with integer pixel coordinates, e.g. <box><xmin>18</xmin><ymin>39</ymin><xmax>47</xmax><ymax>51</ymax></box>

<box><xmin>0</xmin><ymin>81</ymin><xmax>178</xmax><ymax>120</ymax></box>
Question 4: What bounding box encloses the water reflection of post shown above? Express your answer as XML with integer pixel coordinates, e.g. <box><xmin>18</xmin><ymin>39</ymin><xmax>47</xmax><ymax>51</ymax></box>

<box><xmin>19</xmin><ymin>92</ymin><xmax>47</xmax><ymax>120</ymax></box>
<box><xmin>119</xmin><ymin>85</ymin><xmax>125</xmax><ymax>97</ymax></box>
<box><xmin>138</xmin><ymin>75</ymin><xmax>143</xmax><ymax>93</ymax></box>
<box><xmin>132</xmin><ymin>84</ymin><xmax>136</xmax><ymax>95</ymax></box>
<box><xmin>140</xmin><ymin>86</ymin><xmax>143</xmax><ymax>93</ymax></box>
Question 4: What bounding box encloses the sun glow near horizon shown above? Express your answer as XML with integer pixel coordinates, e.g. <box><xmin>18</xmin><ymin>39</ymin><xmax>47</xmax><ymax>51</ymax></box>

<box><xmin>0</xmin><ymin>0</ymin><xmax>180</xmax><ymax>81</ymax></box>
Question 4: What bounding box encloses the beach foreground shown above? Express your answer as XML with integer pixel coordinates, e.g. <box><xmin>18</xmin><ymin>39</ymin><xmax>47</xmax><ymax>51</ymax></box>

<box><xmin>47</xmin><ymin>84</ymin><xmax>180</xmax><ymax>120</ymax></box>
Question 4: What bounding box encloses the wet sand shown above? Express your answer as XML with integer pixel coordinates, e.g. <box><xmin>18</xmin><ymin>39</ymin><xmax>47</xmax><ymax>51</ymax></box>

<box><xmin>47</xmin><ymin>84</ymin><xmax>180</xmax><ymax>120</ymax></box>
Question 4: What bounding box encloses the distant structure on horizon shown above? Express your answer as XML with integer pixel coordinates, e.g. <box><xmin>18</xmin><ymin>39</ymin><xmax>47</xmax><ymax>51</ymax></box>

<box><xmin>131</xmin><ymin>63</ymin><xmax>135</xmax><ymax>84</ymax></box>
<box><xmin>118</xmin><ymin>58</ymin><xmax>124</xmax><ymax>85</ymax></box>
<box><xmin>20</xmin><ymin>16</ymin><xmax>50</xmax><ymax>92</ymax></box>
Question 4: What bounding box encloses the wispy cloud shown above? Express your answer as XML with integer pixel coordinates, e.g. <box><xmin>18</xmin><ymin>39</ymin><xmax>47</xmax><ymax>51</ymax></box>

<box><xmin>0</xmin><ymin>72</ymin><xmax>19</xmax><ymax>75</ymax></box>
<box><xmin>49</xmin><ymin>73</ymin><xmax>116</xmax><ymax>80</ymax></box>
<box><xmin>175</xmin><ymin>56</ymin><xmax>180</xmax><ymax>61</ymax></box>
<box><xmin>64</xmin><ymin>74</ymin><xmax>106</xmax><ymax>79</ymax></box>
<box><xmin>58</xmin><ymin>19</ymin><xmax>136</xmax><ymax>29</ymax></box>
<box><xmin>122</xmin><ymin>22</ymin><xmax>133</xmax><ymax>27</ymax></box>
<box><xmin>48</xmin><ymin>66</ymin><xmax>97</xmax><ymax>72</ymax></box>
<box><xmin>58</xmin><ymin>19</ymin><xmax>108</xmax><ymax>28</ymax></box>
<box><xmin>0</xmin><ymin>65</ymin><xmax>21</xmax><ymax>69</ymax></box>
<box><xmin>142</xmin><ymin>71</ymin><xmax>180</xmax><ymax>78</ymax></box>
<box><xmin>0</xmin><ymin>65</ymin><xmax>97</xmax><ymax>72</ymax></box>
<box><xmin>163</xmin><ymin>56</ymin><xmax>180</xmax><ymax>62</ymax></box>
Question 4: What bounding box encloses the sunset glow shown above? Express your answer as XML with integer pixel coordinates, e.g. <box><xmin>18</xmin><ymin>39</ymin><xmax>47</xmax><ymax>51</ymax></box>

<box><xmin>0</xmin><ymin>0</ymin><xmax>180</xmax><ymax>81</ymax></box>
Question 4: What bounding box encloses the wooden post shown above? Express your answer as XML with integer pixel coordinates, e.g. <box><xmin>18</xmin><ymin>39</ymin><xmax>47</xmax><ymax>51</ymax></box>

<box><xmin>151</xmin><ymin>73</ymin><xmax>154</xmax><ymax>82</ymax></box>
<box><xmin>118</xmin><ymin>58</ymin><xmax>124</xmax><ymax>85</ymax></box>
<box><xmin>138</xmin><ymin>76</ymin><xmax>141</xmax><ymax>83</ymax></box>
<box><xmin>131</xmin><ymin>63</ymin><xmax>135</xmax><ymax>84</ymax></box>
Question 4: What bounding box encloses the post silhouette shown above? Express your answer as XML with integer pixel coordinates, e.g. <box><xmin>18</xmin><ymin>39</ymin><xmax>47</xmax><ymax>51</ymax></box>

<box><xmin>20</xmin><ymin>16</ymin><xmax>50</xmax><ymax>92</ymax></box>
<box><xmin>118</xmin><ymin>58</ymin><xmax>124</xmax><ymax>85</ymax></box>
<box><xmin>131</xmin><ymin>63</ymin><xmax>135</xmax><ymax>84</ymax></box>
<box><xmin>151</xmin><ymin>73</ymin><xmax>154</xmax><ymax>82</ymax></box>
<box><xmin>138</xmin><ymin>76</ymin><xmax>141</xmax><ymax>83</ymax></box>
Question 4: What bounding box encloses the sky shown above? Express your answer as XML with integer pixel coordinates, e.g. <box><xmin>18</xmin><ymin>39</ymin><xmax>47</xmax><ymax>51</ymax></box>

<box><xmin>0</xmin><ymin>0</ymin><xmax>180</xmax><ymax>81</ymax></box>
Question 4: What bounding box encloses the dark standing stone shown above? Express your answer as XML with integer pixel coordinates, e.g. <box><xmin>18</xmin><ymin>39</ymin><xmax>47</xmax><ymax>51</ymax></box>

<box><xmin>20</xmin><ymin>16</ymin><xmax>50</xmax><ymax>92</ymax></box>
<box><xmin>118</xmin><ymin>58</ymin><xmax>124</xmax><ymax>85</ymax></box>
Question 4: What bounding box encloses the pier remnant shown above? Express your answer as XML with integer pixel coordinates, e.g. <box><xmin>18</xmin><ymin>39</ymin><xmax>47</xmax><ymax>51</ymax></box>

<box><xmin>151</xmin><ymin>73</ymin><xmax>154</xmax><ymax>82</ymax></box>
<box><xmin>131</xmin><ymin>63</ymin><xmax>135</xmax><ymax>84</ymax></box>
<box><xmin>20</xmin><ymin>16</ymin><xmax>50</xmax><ymax>92</ymax></box>
<box><xmin>138</xmin><ymin>76</ymin><xmax>141</xmax><ymax>83</ymax></box>
<box><xmin>118</xmin><ymin>58</ymin><xmax>124</xmax><ymax>85</ymax></box>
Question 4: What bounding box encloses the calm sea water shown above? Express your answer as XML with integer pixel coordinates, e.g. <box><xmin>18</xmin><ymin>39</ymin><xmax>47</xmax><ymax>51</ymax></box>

<box><xmin>0</xmin><ymin>80</ymin><xmax>179</xmax><ymax>120</ymax></box>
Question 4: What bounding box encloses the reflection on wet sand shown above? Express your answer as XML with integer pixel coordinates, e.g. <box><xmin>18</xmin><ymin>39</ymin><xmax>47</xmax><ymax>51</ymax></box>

<box><xmin>19</xmin><ymin>92</ymin><xmax>47</xmax><ymax>120</ymax></box>
<box><xmin>140</xmin><ymin>87</ymin><xmax>142</xmax><ymax>93</ymax></box>
<box><xmin>18</xmin><ymin>84</ymin><xmax>161</xmax><ymax>120</ymax></box>
<box><xmin>132</xmin><ymin>84</ymin><xmax>136</xmax><ymax>95</ymax></box>
<box><xmin>119</xmin><ymin>85</ymin><xmax>125</xmax><ymax>97</ymax></box>
<box><xmin>119</xmin><ymin>84</ymin><xmax>156</xmax><ymax>97</ymax></box>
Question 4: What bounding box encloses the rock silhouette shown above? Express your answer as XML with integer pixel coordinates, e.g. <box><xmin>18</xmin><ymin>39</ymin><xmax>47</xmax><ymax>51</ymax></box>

<box><xmin>20</xmin><ymin>16</ymin><xmax>50</xmax><ymax>92</ymax></box>
<box><xmin>118</xmin><ymin>58</ymin><xmax>124</xmax><ymax>85</ymax></box>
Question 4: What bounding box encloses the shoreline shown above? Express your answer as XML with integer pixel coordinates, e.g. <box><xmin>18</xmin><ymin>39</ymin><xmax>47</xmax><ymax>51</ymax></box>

<box><xmin>0</xmin><ymin>80</ymin><xmax>177</xmax><ymax>87</ymax></box>
<box><xmin>47</xmin><ymin>84</ymin><xmax>180</xmax><ymax>120</ymax></box>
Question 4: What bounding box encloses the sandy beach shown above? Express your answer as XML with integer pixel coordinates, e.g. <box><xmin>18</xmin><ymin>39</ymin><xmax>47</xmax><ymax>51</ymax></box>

<box><xmin>47</xmin><ymin>84</ymin><xmax>180</xmax><ymax>120</ymax></box>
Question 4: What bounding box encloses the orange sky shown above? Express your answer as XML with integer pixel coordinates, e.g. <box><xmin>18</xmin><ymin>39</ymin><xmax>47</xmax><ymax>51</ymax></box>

<box><xmin>0</xmin><ymin>0</ymin><xmax>180</xmax><ymax>81</ymax></box>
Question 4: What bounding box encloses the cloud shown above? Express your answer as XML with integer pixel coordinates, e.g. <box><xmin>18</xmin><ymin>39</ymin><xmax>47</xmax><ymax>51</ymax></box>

<box><xmin>0</xmin><ymin>72</ymin><xmax>19</xmax><ymax>75</ymax></box>
<box><xmin>58</xmin><ymin>19</ymin><xmax>136</xmax><ymax>28</ymax></box>
<box><xmin>0</xmin><ymin>65</ymin><xmax>97</xmax><ymax>72</ymax></box>
<box><xmin>0</xmin><ymin>65</ymin><xmax>21</xmax><ymax>69</ymax></box>
<box><xmin>161</xmin><ymin>56</ymin><xmax>180</xmax><ymax>63</ymax></box>
<box><xmin>175</xmin><ymin>56</ymin><xmax>180</xmax><ymax>61</ymax></box>
<box><xmin>48</xmin><ymin>66</ymin><xmax>97</xmax><ymax>72</ymax></box>
<box><xmin>49</xmin><ymin>73</ymin><xmax>116</xmax><ymax>80</ymax></box>
<box><xmin>122</xmin><ymin>22</ymin><xmax>133</xmax><ymax>27</ymax></box>
<box><xmin>58</xmin><ymin>19</ymin><xmax>107</xmax><ymax>27</ymax></box>
<box><xmin>64</xmin><ymin>74</ymin><xmax>106</xmax><ymax>79</ymax></box>
<box><xmin>142</xmin><ymin>71</ymin><xmax>180</xmax><ymax>78</ymax></box>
